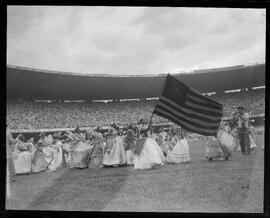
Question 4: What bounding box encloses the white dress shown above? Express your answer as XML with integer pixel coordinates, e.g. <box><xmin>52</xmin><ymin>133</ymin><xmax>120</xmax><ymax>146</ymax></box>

<box><xmin>167</xmin><ymin>136</ymin><xmax>190</xmax><ymax>163</ymax></box>
<box><xmin>217</xmin><ymin>129</ymin><xmax>234</xmax><ymax>154</ymax></box>
<box><xmin>249</xmin><ymin>134</ymin><xmax>257</xmax><ymax>149</ymax></box>
<box><xmin>134</xmin><ymin>137</ymin><xmax>165</xmax><ymax>170</ymax></box>
<box><xmin>103</xmin><ymin>136</ymin><xmax>127</xmax><ymax>166</ymax></box>
<box><xmin>46</xmin><ymin>141</ymin><xmax>64</xmax><ymax>172</ymax></box>
<box><xmin>13</xmin><ymin>142</ymin><xmax>34</xmax><ymax>174</ymax></box>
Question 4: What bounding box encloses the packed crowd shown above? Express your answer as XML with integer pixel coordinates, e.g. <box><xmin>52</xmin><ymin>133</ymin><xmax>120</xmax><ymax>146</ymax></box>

<box><xmin>6</xmin><ymin>89</ymin><xmax>265</xmax><ymax>130</ymax></box>
<box><xmin>210</xmin><ymin>89</ymin><xmax>265</xmax><ymax>117</ymax></box>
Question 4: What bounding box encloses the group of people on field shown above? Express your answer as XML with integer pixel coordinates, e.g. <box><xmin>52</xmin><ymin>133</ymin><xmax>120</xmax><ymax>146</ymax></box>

<box><xmin>205</xmin><ymin>106</ymin><xmax>259</xmax><ymax>161</ymax></box>
<box><xmin>6</xmin><ymin>106</ymin><xmax>260</xmax><ymax>182</ymax></box>
<box><xmin>6</xmin><ymin>117</ymin><xmax>191</xmax><ymax>182</ymax></box>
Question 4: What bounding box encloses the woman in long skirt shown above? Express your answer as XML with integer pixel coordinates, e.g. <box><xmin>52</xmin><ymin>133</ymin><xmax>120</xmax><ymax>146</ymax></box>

<box><xmin>31</xmin><ymin>141</ymin><xmax>48</xmax><ymax>173</ymax></box>
<box><xmin>88</xmin><ymin>132</ymin><xmax>104</xmax><ymax>169</ymax></box>
<box><xmin>205</xmin><ymin>137</ymin><xmax>224</xmax><ymax>161</ymax></box>
<box><xmin>123</xmin><ymin>129</ymin><xmax>135</xmax><ymax>166</ymax></box>
<box><xmin>133</xmin><ymin>118</ymin><xmax>165</xmax><ymax>170</ymax></box>
<box><xmin>13</xmin><ymin>134</ymin><xmax>33</xmax><ymax>174</ymax></box>
<box><xmin>6</xmin><ymin>124</ymin><xmax>17</xmax><ymax>182</ymax></box>
<box><xmin>103</xmin><ymin>128</ymin><xmax>127</xmax><ymax>167</ymax></box>
<box><xmin>167</xmin><ymin>126</ymin><xmax>190</xmax><ymax>164</ymax></box>
<box><xmin>249</xmin><ymin>125</ymin><xmax>257</xmax><ymax>150</ymax></box>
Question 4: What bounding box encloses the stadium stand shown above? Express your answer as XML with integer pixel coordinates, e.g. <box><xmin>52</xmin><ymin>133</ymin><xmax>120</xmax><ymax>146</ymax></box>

<box><xmin>7</xmin><ymin>89</ymin><xmax>265</xmax><ymax>130</ymax></box>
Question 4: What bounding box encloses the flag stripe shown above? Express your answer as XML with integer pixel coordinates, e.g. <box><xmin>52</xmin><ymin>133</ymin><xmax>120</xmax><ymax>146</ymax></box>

<box><xmin>155</xmin><ymin>104</ymin><xmax>220</xmax><ymax>130</ymax></box>
<box><xmin>185</xmin><ymin>101</ymin><xmax>222</xmax><ymax>114</ymax></box>
<box><xmin>188</xmin><ymin>87</ymin><xmax>222</xmax><ymax>108</ymax></box>
<box><xmin>168</xmin><ymin>75</ymin><xmax>222</xmax><ymax>108</ymax></box>
<box><xmin>155</xmin><ymin>102</ymin><xmax>220</xmax><ymax>128</ymax></box>
<box><xmin>161</xmin><ymin>95</ymin><xmax>222</xmax><ymax>117</ymax></box>
<box><xmin>186</xmin><ymin>94</ymin><xmax>222</xmax><ymax>110</ymax></box>
<box><xmin>154</xmin><ymin>108</ymin><xmax>217</xmax><ymax>136</ymax></box>
<box><xmin>159</xmin><ymin>96</ymin><xmax>222</xmax><ymax>122</ymax></box>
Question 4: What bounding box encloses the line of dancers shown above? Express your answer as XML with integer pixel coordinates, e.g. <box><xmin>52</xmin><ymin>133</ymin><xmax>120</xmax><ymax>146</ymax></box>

<box><xmin>6</xmin><ymin>115</ymin><xmax>259</xmax><ymax>182</ymax></box>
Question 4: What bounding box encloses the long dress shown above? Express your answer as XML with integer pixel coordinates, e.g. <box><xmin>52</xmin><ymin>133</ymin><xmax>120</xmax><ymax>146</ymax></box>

<box><xmin>231</xmin><ymin>128</ymin><xmax>240</xmax><ymax>151</ymax></box>
<box><xmin>217</xmin><ymin>129</ymin><xmax>234</xmax><ymax>158</ymax></box>
<box><xmin>133</xmin><ymin>124</ymin><xmax>165</xmax><ymax>170</ymax></box>
<box><xmin>69</xmin><ymin>141</ymin><xmax>92</xmax><ymax>169</ymax></box>
<box><xmin>205</xmin><ymin>138</ymin><xmax>224</xmax><ymax>161</ymax></box>
<box><xmin>13</xmin><ymin>142</ymin><xmax>33</xmax><ymax>174</ymax></box>
<box><xmin>103</xmin><ymin>136</ymin><xmax>127</xmax><ymax>166</ymax></box>
<box><xmin>46</xmin><ymin>141</ymin><xmax>64</xmax><ymax>172</ymax></box>
<box><xmin>88</xmin><ymin>136</ymin><xmax>104</xmax><ymax>169</ymax></box>
<box><xmin>134</xmin><ymin>137</ymin><xmax>165</xmax><ymax>170</ymax></box>
<box><xmin>31</xmin><ymin>146</ymin><xmax>48</xmax><ymax>173</ymax></box>
<box><xmin>6</xmin><ymin>128</ymin><xmax>16</xmax><ymax>179</ymax></box>
<box><xmin>167</xmin><ymin>135</ymin><xmax>190</xmax><ymax>163</ymax></box>
<box><xmin>158</xmin><ymin>132</ymin><xmax>170</xmax><ymax>155</ymax></box>
<box><xmin>124</xmin><ymin>136</ymin><xmax>135</xmax><ymax>166</ymax></box>
<box><xmin>249</xmin><ymin>127</ymin><xmax>257</xmax><ymax>150</ymax></box>
<box><xmin>249</xmin><ymin>134</ymin><xmax>257</xmax><ymax>149</ymax></box>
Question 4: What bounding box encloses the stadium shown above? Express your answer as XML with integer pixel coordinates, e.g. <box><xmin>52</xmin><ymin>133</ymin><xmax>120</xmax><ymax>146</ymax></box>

<box><xmin>7</xmin><ymin>63</ymin><xmax>265</xmax><ymax>133</ymax></box>
<box><xmin>6</xmin><ymin>63</ymin><xmax>265</xmax><ymax>212</ymax></box>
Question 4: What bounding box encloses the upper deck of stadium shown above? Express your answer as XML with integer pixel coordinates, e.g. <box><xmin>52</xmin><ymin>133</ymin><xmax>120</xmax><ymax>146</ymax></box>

<box><xmin>7</xmin><ymin>63</ymin><xmax>265</xmax><ymax>100</ymax></box>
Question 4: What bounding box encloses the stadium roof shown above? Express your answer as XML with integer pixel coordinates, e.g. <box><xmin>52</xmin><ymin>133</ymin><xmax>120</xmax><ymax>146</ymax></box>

<box><xmin>7</xmin><ymin>64</ymin><xmax>265</xmax><ymax>100</ymax></box>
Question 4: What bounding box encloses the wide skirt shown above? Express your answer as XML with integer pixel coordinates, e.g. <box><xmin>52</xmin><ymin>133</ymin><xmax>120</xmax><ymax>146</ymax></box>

<box><xmin>126</xmin><ymin>149</ymin><xmax>134</xmax><ymax>165</ymax></box>
<box><xmin>31</xmin><ymin>149</ymin><xmax>48</xmax><ymax>173</ymax></box>
<box><xmin>46</xmin><ymin>146</ymin><xmax>64</xmax><ymax>172</ymax></box>
<box><xmin>103</xmin><ymin>137</ymin><xmax>127</xmax><ymax>166</ymax></box>
<box><xmin>205</xmin><ymin>142</ymin><xmax>224</xmax><ymax>160</ymax></box>
<box><xmin>249</xmin><ymin>135</ymin><xmax>257</xmax><ymax>149</ymax></box>
<box><xmin>217</xmin><ymin>130</ymin><xmax>233</xmax><ymax>156</ymax></box>
<box><xmin>167</xmin><ymin>139</ymin><xmax>190</xmax><ymax>163</ymax></box>
<box><xmin>13</xmin><ymin>151</ymin><xmax>32</xmax><ymax>174</ymax></box>
<box><xmin>67</xmin><ymin>141</ymin><xmax>92</xmax><ymax>169</ymax></box>
<box><xmin>88</xmin><ymin>144</ymin><xmax>103</xmax><ymax>169</ymax></box>
<box><xmin>134</xmin><ymin>138</ymin><xmax>165</xmax><ymax>170</ymax></box>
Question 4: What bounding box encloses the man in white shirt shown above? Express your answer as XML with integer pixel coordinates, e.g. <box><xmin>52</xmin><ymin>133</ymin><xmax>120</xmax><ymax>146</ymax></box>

<box><xmin>235</xmin><ymin>106</ymin><xmax>250</xmax><ymax>155</ymax></box>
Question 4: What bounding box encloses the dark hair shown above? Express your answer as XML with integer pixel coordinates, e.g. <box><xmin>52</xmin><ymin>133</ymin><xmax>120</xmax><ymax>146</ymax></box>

<box><xmin>237</xmin><ymin>106</ymin><xmax>244</xmax><ymax>110</ymax></box>
<box><xmin>18</xmin><ymin>134</ymin><xmax>25</xmax><ymax>142</ymax></box>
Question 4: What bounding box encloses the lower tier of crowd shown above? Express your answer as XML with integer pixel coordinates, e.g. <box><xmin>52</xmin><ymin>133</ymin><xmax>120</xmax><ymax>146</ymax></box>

<box><xmin>7</xmin><ymin>89</ymin><xmax>265</xmax><ymax>130</ymax></box>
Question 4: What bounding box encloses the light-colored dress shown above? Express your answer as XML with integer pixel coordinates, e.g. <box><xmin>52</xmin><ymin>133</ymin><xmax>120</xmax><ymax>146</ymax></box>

<box><xmin>13</xmin><ymin>142</ymin><xmax>33</xmax><ymax>174</ymax></box>
<box><xmin>46</xmin><ymin>141</ymin><xmax>64</xmax><ymax>172</ymax></box>
<box><xmin>217</xmin><ymin>129</ymin><xmax>234</xmax><ymax>156</ymax></box>
<box><xmin>69</xmin><ymin>141</ymin><xmax>92</xmax><ymax>169</ymax></box>
<box><xmin>167</xmin><ymin>135</ymin><xmax>190</xmax><ymax>163</ymax></box>
<box><xmin>31</xmin><ymin>145</ymin><xmax>48</xmax><ymax>173</ymax></box>
<box><xmin>123</xmin><ymin>135</ymin><xmax>135</xmax><ymax>166</ymax></box>
<box><xmin>88</xmin><ymin>135</ymin><xmax>104</xmax><ymax>169</ymax></box>
<box><xmin>134</xmin><ymin>137</ymin><xmax>165</xmax><ymax>170</ymax></box>
<box><xmin>103</xmin><ymin>136</ymin><xmax>127</xmax><ymax>166</ymax></box>
<box><xmin>205</xmin><ymin>138</ymin><xmax>224</xmax><ymax>160</ymax></box>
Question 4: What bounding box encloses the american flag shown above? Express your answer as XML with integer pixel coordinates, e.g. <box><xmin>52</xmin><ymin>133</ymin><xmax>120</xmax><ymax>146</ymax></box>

<box><xmin>153</xmin><ymin>74</ymin><xmax>223</xmax><ymax>136</ymax></box>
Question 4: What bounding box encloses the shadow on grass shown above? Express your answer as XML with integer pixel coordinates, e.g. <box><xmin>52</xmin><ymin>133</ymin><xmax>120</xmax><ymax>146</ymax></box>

<box><xmin>28</xmin><ymin>165</ymin><xmax>130</xmax><ymax>211</ymax></box>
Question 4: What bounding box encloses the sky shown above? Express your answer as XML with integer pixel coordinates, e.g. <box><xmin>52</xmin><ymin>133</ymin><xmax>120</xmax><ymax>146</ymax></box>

<box><xmin>7</xmin><ymin>6</ymin><xmax>266</xmax><ymax>75</ymax></box>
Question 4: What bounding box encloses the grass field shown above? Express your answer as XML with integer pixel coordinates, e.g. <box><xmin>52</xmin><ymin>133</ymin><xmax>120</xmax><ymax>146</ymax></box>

<box><xmin>6</xmin><ymin>134</ymin><xmax>264</xmax><ymax>212</ymax></box>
